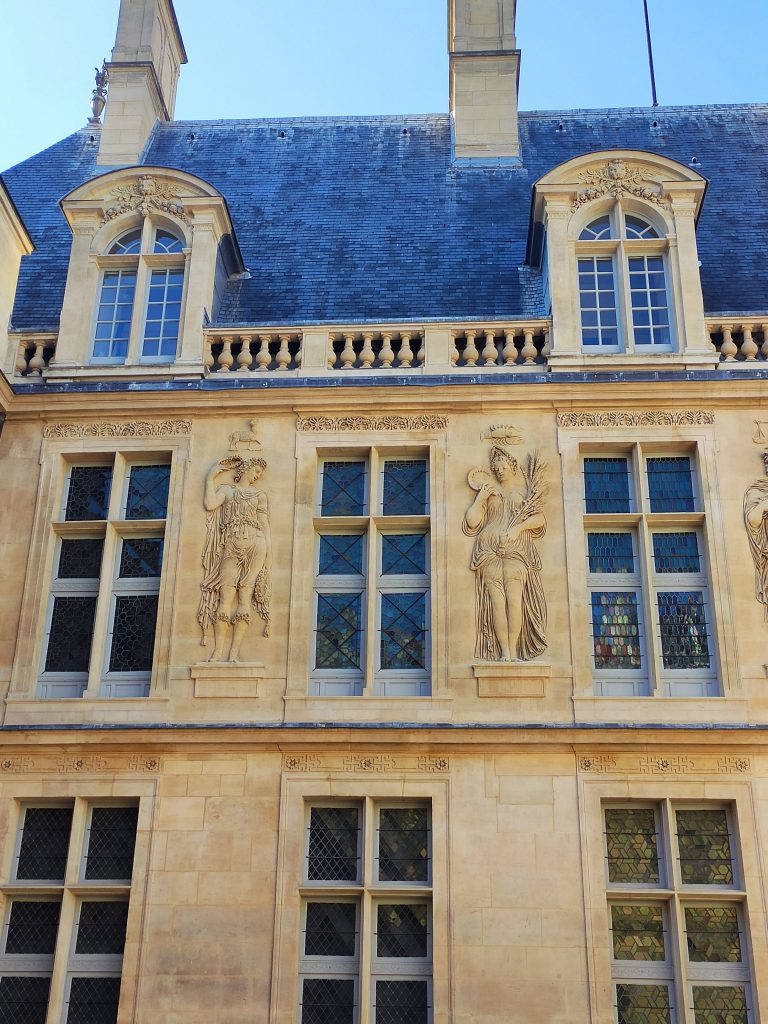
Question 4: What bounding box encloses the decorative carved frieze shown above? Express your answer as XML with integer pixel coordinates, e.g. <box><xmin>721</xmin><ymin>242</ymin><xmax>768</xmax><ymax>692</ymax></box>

<box><xmin>297</xmin><ymin>415</ymin><xmax>448</xmax><ymax>432</ymax></box>
<box><xmin>0</xmin><ymin>755</ymin><xmax>162</xmax><ymax>774</ymax></box>
<box><xmin>572</xmin><ymin>159</ymin><xmax>667</xmax><ymax>210</ymax></box>
<box><xmin>103</xmin><ymin>175</ymin><xmax>188</xmax><ymax>223</ymax></box>
<box><xmin>579</xmin><ymin>754</ymin><xmax>751</xmax><ymax>775</ymax></box>
<box><xmin>557</xmin><ymin>410</ymin><xmax>715</xmax><ymax>428</ymax></box>
<box><xmin>43</xmin><ymin>420</ymin><xmax>192</xmax><ymax>439</ymax></box>
<box><xmin>56</xmin><ymin>755</ymin><xmax>108</xmax><ymax>773</ymax></box>
<box><xmin>282</xmin><ymin>753</ymin><xmax>450</xmax><ymax>773</ymax></box>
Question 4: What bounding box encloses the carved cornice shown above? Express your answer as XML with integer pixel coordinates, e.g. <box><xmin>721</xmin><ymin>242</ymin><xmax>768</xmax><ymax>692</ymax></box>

<box><xmin>297</xmin><ymin>415</ymin><xmax>448</xmax><ymax>432</ymax></box>
<box><xmin>43</xmin><ymin>420</ymin><xmax>192</xmax><ymax>439</ymax></box>
<box><xmin>572</xmin><ymin>159</ymin><xmax>667</xmax><ymax>210</ymax></box>
<box><xmin>282</xmin><ymin>753</ymin><xmax>449</xmax><ymax>773</ymax></box>
<box><xmin>578</xmin><ymin>754</ymin><xmax>751</xmax><ymax>776</ymax></box>
<box><xmin>557</xmin><ymin>410</ymin><xmax>714</xmax><ymax>428</ymax></box>
<box><xmin>102</xmin><ymin>175</ymin><xmax>189</xmax><ymax>223</ymax></box>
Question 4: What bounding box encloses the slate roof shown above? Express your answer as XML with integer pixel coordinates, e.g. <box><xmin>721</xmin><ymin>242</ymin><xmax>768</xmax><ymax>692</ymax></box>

<box><xmin>3</xmin><ymin>104</ymin><xmax>767</xmax><ymax>332</ymax></box>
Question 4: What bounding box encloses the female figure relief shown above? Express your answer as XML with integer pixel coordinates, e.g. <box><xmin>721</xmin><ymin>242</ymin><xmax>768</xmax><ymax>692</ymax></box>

<box><xmin>744</xmin><ymin>452</ymin><xmax>768</xmax><ymax>619</ymax></box>
<box><xmin>197</xmin><ymin>456</ymin><xmax>272</xmax><ymax>662</ymax></box>
<box><xmin>463</xmin><ymin>429</ymin><xmax>548</xmax><ymax>662</ymax></box>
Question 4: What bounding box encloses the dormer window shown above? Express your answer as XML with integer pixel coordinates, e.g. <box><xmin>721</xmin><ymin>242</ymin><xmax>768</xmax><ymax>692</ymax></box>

<box><xmin>577</xmin><ymin>207</ymin><xmax>671</xmax><ymax>352</ymax></box>
<box><xmin>92</xmin><ymin>222</ymin><xmax>187</xmax><ymax>365</ymax></box>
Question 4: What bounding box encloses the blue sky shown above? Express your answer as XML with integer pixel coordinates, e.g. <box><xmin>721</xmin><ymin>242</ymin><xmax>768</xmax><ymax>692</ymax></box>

<box><xmin>1</xmin><ymin>0</ymin><xmax>765</xmax><ymax>171</ymax></box>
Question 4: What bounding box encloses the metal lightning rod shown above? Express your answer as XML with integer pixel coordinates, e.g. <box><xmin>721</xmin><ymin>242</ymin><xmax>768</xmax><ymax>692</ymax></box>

<box><xmin>643</xmin><ymin>0</ymin><xmax>659</xmax><ymax>107</ymax></box>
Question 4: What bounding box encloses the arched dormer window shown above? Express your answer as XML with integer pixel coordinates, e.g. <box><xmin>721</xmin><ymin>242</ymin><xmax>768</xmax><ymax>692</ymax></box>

<box><xmin>93</xmin><ymin>221</ymin><xmax>187</xmax><ymax>364</ymax></box>
<box><xmin>576</xmin><ymin>207</ymin><xmax>671</xmax><ymax>352</ymax></box>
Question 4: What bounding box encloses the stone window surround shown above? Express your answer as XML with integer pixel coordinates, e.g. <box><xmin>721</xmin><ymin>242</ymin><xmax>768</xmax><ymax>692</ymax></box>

<box><xmin>8</xmin><ymin>433</ymin><xmax>191</xmax><ymax>704</ymax></box>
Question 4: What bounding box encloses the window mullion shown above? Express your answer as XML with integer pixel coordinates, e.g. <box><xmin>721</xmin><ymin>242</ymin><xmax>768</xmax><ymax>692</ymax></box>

<box><xmin>359</xmin><ymin>798</ymin><xmax>375</xmax><ymax>1024</ymax></box>
<box><xmin>125</xmin><ymin>256</ymin><xmax>150</xmax><ymax>366</ymax></box>
<box><xmin>668</xmin><ymin>893</ymin><xmax>690</xmax><ymax>1024</ymax></box>
<box><xmin>617</xmin><ymin>240</ymin><xmax>635</xmax><ymax>353</ymax></box>
<box><xmin>82</xmin><ymin>523</ymin><xmax>118</xmax><ymax>699</ymax></box>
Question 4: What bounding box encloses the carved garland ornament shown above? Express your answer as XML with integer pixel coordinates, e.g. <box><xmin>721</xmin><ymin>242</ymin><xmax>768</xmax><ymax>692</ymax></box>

<box><xmin>297</xmin><ymin>415</ymin><xmax>448</xmax><ymax>431</ymax></box>
<box><xmin>557</xmin><ymin>410</ymin><xmax>715</xmax><ymax>428</ymax></box>
<box><xmin>103</xmin><ymin>175</ymin><xmax>189</xmax><ymax>223</ymax></box>
<box><xmin>43</xmin><ymin>420</ymin><xmax>192</xmax><ymax>439</ymax></box>
<box><xmin>572</xmin><ymin>159</ymin><xmax>668</xmax><ymax>210</ymax></box>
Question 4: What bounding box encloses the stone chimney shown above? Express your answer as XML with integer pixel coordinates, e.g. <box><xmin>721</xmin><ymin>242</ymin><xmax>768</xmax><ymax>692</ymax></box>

<box><xmin>97</xmin><ymin>0</ymin><xmax>187</xmax><ymax>167</ymax></box>
<box><xmin>449</xmin><ymin>0</ymin><xmax>521</xmax><ymax>162</ymax></box>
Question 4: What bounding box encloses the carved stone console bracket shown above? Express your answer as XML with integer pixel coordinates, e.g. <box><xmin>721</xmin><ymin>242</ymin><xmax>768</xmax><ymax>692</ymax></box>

<box><xmin>190</xmin><ymin>662</ymin><xmax>265</xmax><ymax>699</ymax></box>
<box><xmin>473</xmin><ymin>662</ymin><xmax>551</xmax><ymax>698</ymax></box>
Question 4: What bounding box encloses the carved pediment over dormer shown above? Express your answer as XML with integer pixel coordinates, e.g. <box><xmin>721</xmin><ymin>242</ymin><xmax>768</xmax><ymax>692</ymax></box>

<box><xmin>571</xmin><ymin>159</ymin><xmax>668</xmax><ymax>210</ymax></box>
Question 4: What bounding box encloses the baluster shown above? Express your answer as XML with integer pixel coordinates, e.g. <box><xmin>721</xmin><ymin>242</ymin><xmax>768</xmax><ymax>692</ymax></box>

<box><xmin>397</xmin><ymin>332</ymin><xmax>414</xmax><ymax>368</ymax></box>
<box><xmin>340</xmin><ymin>333</ymin><xmax>357</xmax><ymax>369</ymax></box>
<box><xmin>501</xmin><ymin>329</ymin><xmax>518</xmax><ymax>366</ymax></box>
<box><xmin>463</xmin><ymin>330</ymin><xmax>479</xmax><ymax>367</ymax></box>
<box><xmin>359</xmin><ymin>332</ymin><xmax>375</xmax><ymax>369</ymax></box>
<box><xmin>740</xmin><ymin>324</ymin><xmax>758</xmax><ymax>361</ymax></box>
<box><xmin>379</xmin><ymin>333</ymin><xmax>394</xmax><ymax>368</ymax></box>
<box><xmin>28</xmin><ymin>343</ymin><xmax>46</xmax><ymax>376</ymax></box>
<box><xmin>15</xmin><ymin>341</ymin><xmax>29</xmax><ymax>377</ymax></box>
<box><xmin>416</xmin><ymin>333</ymin><xmax>426</xmax><ymax>366</ymax></box>
<box><xmin>236</xmin><ymin>335</ymin><xmax>254</xmax><ymax>372</ymax></box>
<box><xmin>327</xmin><ymin>334</ymin><xmax>337</xmax><ymax>369</ymax></box>
<box><xmin>294</xmin><ymin>334</ymin><xmax>303</xmax><ymax>368</ymax></box>
<box><xmin>217</xmin><ymin>336</ymin><xmax>234</xmax><ymax>372</ymax></box>
<box><xmin>761</xmin><ymin>324</ymin><xmax>768</xmax><ymax>362</ymax></box>
<box><xmin>203</xmin><ymin>337</ymin><xmax>215</xmax><ymax>374</ymax></box>
<box><xmin>706</xmin><ymin>324</ymin><xmax>718</xmax><ymax>354</ymax></box>
<box><xmin>449</xmin><ymin>333</ymin><xmax>460</xmax><ymax>367</ymax></box>
<box><xmin>481</xmin><ymin>330</ymin><xmax>498</xmax><ymax>366</ymax></box>
<box><xmin>541</xmin><ymin>326</ymin><xmax>551</xmax><ymax>362</ymax></box>
<box><xmin>720</xmin><ymin>324</ymin><xmax>737</xmax><ymax>362</ymax></box>
<box><xmin>521</xmin><ymin>328</ymin><xmax>537</xmax><ymax>364</ymax></box>
<box><xmin>256</xmin><ymin>334</ymin><xmax>272</xmax><ymax>371</ymax></box>
<box><xmin>276</xmin><ymin>333</ymin><xmax>292</xmax><ymax>370</ymax></box>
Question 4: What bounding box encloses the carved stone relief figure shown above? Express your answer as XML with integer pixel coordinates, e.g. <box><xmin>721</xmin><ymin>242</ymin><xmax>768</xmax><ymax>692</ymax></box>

<box><xmin>197</xmin><ymin>454</ymin><xmax>272</xmax><ymax>661</ymax></box>
<box><xmin>462</xmin><ymin>426</ymin><xmax>548</xmax><ymax>662</ymax></box>
<box><xmin>744</xmin><ymin>450</ymin><xmax>768</xmax><ymax>619</ymax></box>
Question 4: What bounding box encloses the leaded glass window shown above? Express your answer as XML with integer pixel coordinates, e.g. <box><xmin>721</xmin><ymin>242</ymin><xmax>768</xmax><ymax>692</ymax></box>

<box><xmin>84</xmin><ymin>807</ymin><xmax>139</xmax><ymax>882</ymax></box>
<box><xmin>124</xmin><ymin>464</ymin><xmax>170</xmax><ymax>519</ymax></box>
<box><xmin>300</xmin><ymin>978</ymin><xmax>355</xmax><ymax>1024</ymax></box>
<box><xmin>378</xmin><ymin>808</ymin><xmax>430</xmax><ymax>884</ymax></box>
<box><xmin>307</xmin><ymin>808</ymin><xmax>361</xmax><ymax>883</ymax></box>
<box><xmin>605</xmin><ymin>808</ymin><xmax>660</xmax><ymax>885</ymax></box>
<box><xmin>4</xmin><ymin>901</ymin><xmax>61</xmax><ymax>955</ymax></box>
<box><xmin>0</xmin><ymin>977</ymin><xmax>51</xmax><ymax>1024</ymax></box>
<box><xmin>15</xmin><ymin>807</ymin><xmax>73</xmax><ymax>882</ymax></box>
<box><xmin>647</xmin><ymin>457</ymin><xmax>696</xmax><ymax>513</ymax></box>
<box><xmin>676</xmin><ymin>810</ymin><xmax>734</xmax><ymax>887</ymax></box>
<box><xmin>615</xmin><ymin>983</ymin><xmax>672</xmax><ymax>1024</ymax></box>
<box><xmin>611</xmin><ymin>905</ymin><xmax>666</xmax><ymax>961</ymax></box>
<box><xmin>584</xmin><ymin>458</ymin><xmax>631</xmax><ymax>513</ymax></box>
<box><xmin>304</xmin><ymin>903</ymin><xmax>358</xmax><ymax>957</ymax></box>
<box><xmin>313</xmin><ymin>455</ymin><xmax>430</xmax><ymax>696</ymax></box>
<box><xmin>64</xmin><ymin>467</ymin><xmax>112</xmax><ymax>522</ymax></box>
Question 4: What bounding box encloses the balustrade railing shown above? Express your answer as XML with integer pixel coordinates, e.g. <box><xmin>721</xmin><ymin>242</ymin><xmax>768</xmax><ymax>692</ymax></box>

<box><xmin>204</xmin><ymin>332</ymin><xmax>303</xmax><ymax>373</ymax></box>
<box><xmin>12</xmin><ymin>335</ymin><xmax>57</xmax><ymax>377</ymax></box>
<box><xmin>451</xmin><ymin>324</ymin><xmax>550</xmax><ymax>367</ymax></box>
<box><xmin>707</xmin><ymin>319</ymin><xmax>768</xmax><ymax>364</ymax></box>
<box><xmin>328</xmin><ymin>330</ymin><xmax>424</xmax><ymax>370</ymax></box>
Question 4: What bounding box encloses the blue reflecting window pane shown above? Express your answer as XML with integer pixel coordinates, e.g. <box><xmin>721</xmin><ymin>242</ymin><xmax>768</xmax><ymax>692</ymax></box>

<box><xmin>321</xmin><ymin>462</ymin><xmax>366</xmax><ymax>516</ymax></box>
<box><xmin>315</xmin><ymin>593</ymin><xmax>363</xmax><ymax>669</ymax></box>
<box><xmin>109</xmin><ymin>229</ymin><xmax>142</xmax><ymax>255</ymax></box>
<box><xmin>380</xmin><ymin>592</ymin><xmax>427</xmax><ymax>670</ymax></box>
<box><xmin>382</xmin><ymin>534</ymin><xmax>426</xmax><ymax>575</ymax></box>
<box><xmin>125</xmin><ymin>465</ymin><xmax>170</xmax><ymax>519</ymax></box>
<box><xmin>587</xmin><ymin>533</ymin><xmax>635</xmax><ymax>573</ymax></box>
<box><xmin>584</xmin><ymin>458</ymin><xmax>631</xmax><ymax>513</ymax></box>
<box><xmin>647</xmin><ymin>457</ymin><xmax>695</xmax><ymax>512</ymax></box>
<box><xmin>319</xmin><ymin>535</ymin><xmax>364</xmax><ymax>575</ymax></box>
<box><xmin>591</xmin><ymin>592</ymin><xmax>642</xmax><ymax>670</ymax></box>
<box><xmin>382</xmin><ymin>460</ymin><xmax>428</xmax><ymax>516</ymax></box>
<box><xmin>657</xmin><ymin>591</ymin><xmax>710</xmax><ymax>668</ymax></box>
<box><xmin>153</xmin><ymin>230</ymin><xmax>183</xmax><ymax>254</ymax></box>
<box><xmin>652</xmin><ymin>532</ymin><xmax>700</xmax><ymax>573</ymax></box>
<box><xmin>65</xmin><ymin>465</ymin><xmax>112</xmax><ymax>521</ymax></box>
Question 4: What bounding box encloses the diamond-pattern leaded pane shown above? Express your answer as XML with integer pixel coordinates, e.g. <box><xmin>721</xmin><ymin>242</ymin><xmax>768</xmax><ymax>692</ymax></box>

<box><xmin>605</xmin><ymin>809</ymin><xmax>660</xmax><ymax>885</ymax></box>
<box><xmin>657</xmin><ymin>591</ymin><xmax>710</xmax><ymax>669</ymax></box>
<box><xmin>380</xmin><ymin>593</ymin><xmax>427</xmax><ymax>670</ymax></box>
<box><xmin>301</xmin><ymin>978</ymin><xmax>355</xmax><ymax>1024</ymax></box>
<box><xmin>591</xmin><ymin>592</ymin><xmax>642</xmax><ymax>669</ymax></box>
<box><xmin>0</xmin><ymin>976</ymin><xmax>51</xmax><ymax>1024</ymax></box>
<box><xmin>320</xmin><ymin>462</ymin><xmax>366</xmax><ymax>516</ymax></box>
<box><xmin>75</xmin><ymin>902</ymin><xmax>129</xmax><ymax>955</ymax></box>
<box><xmin>17</xmin><ymin>807</ymin><xmax>73</xmax><ymax>881</ymax></box>
<box><xmin>616</xmin><ymin>983</ymin><xmax>672</xmax><ymax>1024</ymax></box>
<box><xmin>85</xmin><ymin>807</ymin><xmax>138</xmax><ymax>881</ymax></box>
<box><xmin>307</xmin><ymin>808</ymin><xmax>360</xmax><ymax>882</ymax></box>
<box><xmin>125</xmin><ymin>465</ymin><xmax>170</xmax><ymax>520</ymax></box>
<box><xmin>64</xmin><ymin>467</ymin><xmax>112</xmax><ymax>522</ymax></box>
<box><xmin>315</xmin><ymin>593</ymin><xmax>363</xmax><ymax>669</ymax></box>
<box><xmin>382</xmin><ymin>460</ymin><xmax>428</xmax><ymax>516</ymax></box>
<box><xmin>304</xmin><ymin>902</ymin><xmax>357</xmax><ymax>957</ymax></box>
<box><xmin>378</xmin><ymin>808</ymin><xmax>429</xmax><ymax>883</ymax></box>
<box><xmin>5</xmin><ymin>901</ymin><xmax>61</xmax><ymax>955</ymax></box>
<box><xmin>652</xmin><ymin>532</ymin><xmax>701</xmax><ymax>574</ymax></box>
<box><xmin>65</xmin><ymin>976</ymin><xmax>121</xmax><ymax>1024</ymax></box>
<box><xmin>57</xmin><ymin>540</ymin><xmax>104</xmax><ymax>580</ymax></box>
<box><xmin>588</xmin><ymin>533</ymin><xmax>635</xmax><ymax>573</ymax></box>
<box><xmin>44</xmin><ymin>596</ymin><xmax>97</xmax><ymax>673</ymax></box>
<box><xmin>118</xmin><ymin>538</ymin><xmax>164</xmax><ymax>579</ymax></box>
<box><xmin>108</xmin><ymin>595</ymin><xmax>158</xmax><ymax>672</ymax></box>
<box><xmin>685</xmin><ymin>906</ymin><xmax>741</xmax><ymax>963</ymax></box>
<box><xmin>381</xmin><ymin>535</ymin><xmax>426</xmax><ymax>576</ymax></box>
<box><xmin>646</xmin><ymin>457</ymin><xmax>695</xmax><ymax>513</ymax></box>
<box><xmin>584</xmin><ymin>458</ymin><xmax>630</xmax><ymax>513</ymax></box>
<box><xmin>692</xmin><ymin>985</ymin><xmax>748</xmax><ymax>1024</ymax></box>
<box><xmin>375</xmin><ymin>979</ymin><xmax>429</xmax><ymax>1024</ymax></box>
<box><xmin>676</xmin><ymin>810</ymin><xmax>734</xmax><ymax>886</ymax></box>
<box><xmin>318</xmin><ymin>535</ymin><xmax>364</xmax><ymax>576</ymax></box>
<box><xmin>611</xmin><ymin>904</ymin><xmax>665</xmax><ymax>961</ymax></box>
<box><xmin>377</xmin><ymin>904</ymin><xmax>429</xmax><ymax>958</ymax></box>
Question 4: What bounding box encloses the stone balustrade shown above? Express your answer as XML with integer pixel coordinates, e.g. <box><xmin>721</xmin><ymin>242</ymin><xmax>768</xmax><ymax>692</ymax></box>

<box><xmin>204</xmin><ymin>332</ymin><xmax>303</xmax><ymax>373</ymax></box>
<box><xmin>12</xmin><ymin>335</ymin><xmax>57</xmax><ymax>377</ymax></box>
<box><xmin>451</xmin><ymin>324</ymin><xmax>550</xmax><ymax>367</ymax></box>
<box><xmin>707</xmin><ymin>318</ymin><xmax>768</xmax><ymax>364</ymax></box>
